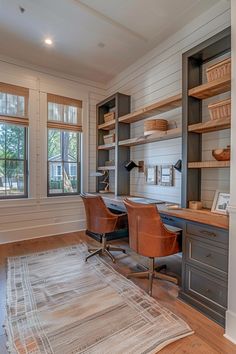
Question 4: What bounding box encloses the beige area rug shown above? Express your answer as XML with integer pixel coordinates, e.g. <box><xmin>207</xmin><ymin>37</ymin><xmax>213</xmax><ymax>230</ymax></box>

<box><xmin>5</xmin><ymin>243</ymin><xmax>193</xmax><ymax>354</ymax></box>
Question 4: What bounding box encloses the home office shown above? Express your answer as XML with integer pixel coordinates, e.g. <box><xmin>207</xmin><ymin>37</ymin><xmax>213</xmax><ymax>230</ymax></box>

<box><xmin>0</xmin><ymin>1</ymin><xmax>236</xmax><ymax>353</ymax></box>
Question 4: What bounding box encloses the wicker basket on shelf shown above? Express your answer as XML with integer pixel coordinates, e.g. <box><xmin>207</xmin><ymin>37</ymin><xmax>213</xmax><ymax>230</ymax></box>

<box><xmin>144</xmin><ymin>119</ymin><xmax>168</xmax><ymax>136</ymax></box>
<box><xmin>103</xmin><ymin>133</ymin><xmax>115</xmax><ymax>145</ymax></box>
<box><xmin>208</xmin><ymin>98</ymin><xmax>231</xmax><ymax>121</ymax></box>
<box><xmin>104</xmin><ymin>112</ymin><xmax>115</xmax><ymax>123</ymax></box>
<box><xmin>206</xmin><ymin>58</ymin><xmax>231</xmax><ymax>82</ymax></box>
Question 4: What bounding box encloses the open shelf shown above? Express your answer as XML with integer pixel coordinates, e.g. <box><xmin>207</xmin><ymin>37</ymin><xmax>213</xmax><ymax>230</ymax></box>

<box><xmin>97</xmin><ymin>166</ymin><xmax>115</xmax><ymax>171</ymax></box>
<box><xmin>118</xmin><ymin>93</ymin><xmax>182</xmax><ymax>124</ymax></box>
<box><xmin>188</xmin><ymin>160</ymin><xmax>230</xmax><ymax>168</ymax></box>
<box><xmin>98</xmin><ymin>143</ymin><xmax>115</xmax><ymax>150</ymax></box>
<box><xmin>119</xmin><ymin>128</ymin><xmax>181</xmax><ymax>147</ymax></box>
<box><xmin>188</xmin><ymin>117</ymin><xmax>231</xmax><ymax>133</ymax></box>
<box><xmin>98</xmin><ymin>119</ymin><xmax>116</xmax><ymax>131</ymax></box>
<box><xmin>188</xmin><ymin>75</ymin><xmax>231</xmax><ymax>99</ymax></box>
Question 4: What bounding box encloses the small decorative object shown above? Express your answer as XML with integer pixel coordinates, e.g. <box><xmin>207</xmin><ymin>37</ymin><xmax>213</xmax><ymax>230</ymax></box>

<box><xmin>212</xmin><ymin>145</ymin><xmax>230</xmax><ymax>161</ymax></box>
<box><xmin>104</xmin><ymin>111</ymin><xmax>115</xmax><ymax>122</ymax></box>
<box><xmin>90</xmin><ymin>171</ymin><xmax>110</xmax><ymax>193</ymax></box>
<box><xmin>125</xmin><ymin>160</ymin><xmax>144</xmax><ymax>173</ymax></box>
<box><xmin>157</xmin><ymin>165</ymin><xmax>173</xmax><ymax>186</ymax></box>
<box><xmin>145</xmin><ymin>166</ymin><xmax>157</xmax><ymax>185</ymax></box>
<box><xmin>189</xmin><ymin>201</ymin><xmax>202</xmax><ymax>210</ymax></box>
<box><xmin>211</xmin><ymin>190</ymin><xmax>230</xmax><ymax>215</ymax></box>
<box><xmin>206</xmin><ymin>57</ymin><xmax>231</xmax><ymax>82</ymax></box>
<box><xmin>174</xmin><ymin>159</ymin><xmax>182</xmax><ymax>172</ymax></box>
<box><xmin>103</xmin><ymin>133</ymin><xmax>115</xmax><ymax>145</ymax></box>
<box><xmin>208</xmin><ymin>98</ymin><xmax>231</xmax><ymax>121</ymax></box>
<box><xmin>144</xmin><ymin>119</ymin><xmax>168</xmax><ymax>135</ymax></box>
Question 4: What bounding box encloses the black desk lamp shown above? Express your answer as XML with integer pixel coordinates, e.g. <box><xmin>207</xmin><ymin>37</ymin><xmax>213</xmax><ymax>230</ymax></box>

<box><xmin>125</xmin><ymin>160</ymin><xmax>144</xmax><ymax>172</ymax></box>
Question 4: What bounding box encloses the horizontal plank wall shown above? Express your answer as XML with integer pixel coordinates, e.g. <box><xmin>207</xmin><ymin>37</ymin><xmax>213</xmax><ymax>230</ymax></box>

<box><xmin>107</xmin><ymin>1</ymin><xmax>231</xmax><ymax>205</ymax></box>
<box><xmin>0</xmin><ymin>60</ymin><xmax>105</xmax><ymax>244</ymax></box>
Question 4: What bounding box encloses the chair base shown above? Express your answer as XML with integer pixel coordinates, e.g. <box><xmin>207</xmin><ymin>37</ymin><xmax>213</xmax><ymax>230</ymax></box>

<box><xmin>127</xmin><ymin>258</ymin><xmax>178</xmax><ymax>295</ymax></box>
<box><xmin>86</xmin><ymin>234</ymin><xmax>126</xmax><ymax>263</ymax></box>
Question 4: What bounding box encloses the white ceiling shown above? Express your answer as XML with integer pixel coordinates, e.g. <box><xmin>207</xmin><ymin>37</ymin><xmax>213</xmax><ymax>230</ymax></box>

<box><xmin>0</xmin><ymin>0</ymin><xmax>220</xmax><ymax>83</ymax></box>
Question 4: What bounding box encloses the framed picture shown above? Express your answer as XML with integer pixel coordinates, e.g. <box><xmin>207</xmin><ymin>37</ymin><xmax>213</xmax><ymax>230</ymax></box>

<box><xmin>145</xmin><ymin>166</ymin><xmax>157</xmax><ymax>185</ymax></box>
<box><xmin>211</xmin><ymin>190</ymin><xmax>230</xmax><ymax>215</ymax></box>
<box><xmin>157</xmin><ymin>165</ymin><xmax>173</xmax><ymax>186</ymax></box>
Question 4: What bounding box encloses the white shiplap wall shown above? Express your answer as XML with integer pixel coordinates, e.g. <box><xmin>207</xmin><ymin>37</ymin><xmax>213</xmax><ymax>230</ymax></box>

<box><xmin>0</xmin><ymin>59</ymin><xmax>105</xmax><ymax>244</ymax></box>
<box><xmin>106</xmin><ymin>1</ymin><xmax>231</xmax><ymax>206</ymax></box>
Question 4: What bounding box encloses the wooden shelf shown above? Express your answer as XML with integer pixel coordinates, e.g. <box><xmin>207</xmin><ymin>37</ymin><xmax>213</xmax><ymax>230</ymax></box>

<box><xmin>188</xmin><ymin>160</ymin><xmax>230</xmax><ymax>168</ymax></box>
<box><xmin>188</xmin><ymin>117</ymin><xmax>231</xmax><ymax>133</ymax></box>
<box><xmin>98</xmin><ymin>143</ymin><xmax>115</xmax><ymax>150</ymax></box>
<box><xmin>118</xmin><ymin>128</ymin><xmax>181</xmax><ymax>147</ymax></box>
<box><xmin>98</xmin><ymin>119</ymin><xmax>116</xmax><ymax>130</ymax></box>
<box><xmin>188</xmin><ymin>75</ymin><xmax>231</xmax><ymax>99</ymax></box>
<box><xmin>98</xmin><ymin>166</ymin><xmax>115</xmax><ymax>171</ymax></box>
<box><xmin>118</xmin><ymin>94</ymin><xmax>182</xmax><ymax>124</ymax></box>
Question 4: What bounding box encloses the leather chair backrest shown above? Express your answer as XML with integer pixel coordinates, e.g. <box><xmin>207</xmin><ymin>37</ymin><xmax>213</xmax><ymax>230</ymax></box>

<box><xmin>124</xmin><ymin>198</ymin><xmax>180</xmax><ymax>258</ymax></box>
<box><xmin>80</xmin><ymin>194</ymin><xmax>118</xmax><ymax>234</ymax></box>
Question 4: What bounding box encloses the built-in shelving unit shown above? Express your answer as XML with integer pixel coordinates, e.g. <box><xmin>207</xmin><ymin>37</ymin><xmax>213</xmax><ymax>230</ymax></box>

<box><xmin>119</xmin><ymin>128</ymin><xmax>181</xmax><ymax>147</ymax></box>
<box><xmin>118</xmin><ymin>94</ymin><xmax>182</xmax><ymax>124</ymax></box>
<box><xmin>188</xmin><ymin>117</ymin><xmax>230</xmax><ymax>133</ymax></box>
<box><xmin>188</xmin><ymin>75</ymin><xmax>231</xmax><ymax>99</ymax></box>
<box><xmin>188</xmin><ymin>160</ymin><xmax>230</xmax><ymax>168</ymax></box>
<box><xmin>97</xmin><ymin>93</ymin><xmax>131</xmax><ymax>195</ymax></box>
<box><xmin>181</xmin><ymin>27</ymin><xmax>231</xmax><ymax>327</ymax></box>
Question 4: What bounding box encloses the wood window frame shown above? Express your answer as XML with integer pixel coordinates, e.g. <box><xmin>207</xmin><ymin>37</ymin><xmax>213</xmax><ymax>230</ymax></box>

<box><xmin>0</xmin><ymin>83</ymin><xmax>29</xmax><ymax>199</ymax></box>
<box><xmin>47</xmin><ymin>93</ymin><xmax>82</xmax><ymax>197</ymax></box>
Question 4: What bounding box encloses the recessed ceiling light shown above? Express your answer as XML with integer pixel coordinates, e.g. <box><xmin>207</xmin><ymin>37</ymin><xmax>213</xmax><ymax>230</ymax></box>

<box><xmin>44</xmin><ymin>38</ymin><xmax>53</xmax><ymax>45</ymax></box>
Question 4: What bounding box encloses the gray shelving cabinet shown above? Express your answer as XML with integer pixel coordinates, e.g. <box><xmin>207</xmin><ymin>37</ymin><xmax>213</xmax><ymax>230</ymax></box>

<box><xmin>97</xmin><ymin>93</ymin><xmax>131</xmax><ymax>195</ymax></box>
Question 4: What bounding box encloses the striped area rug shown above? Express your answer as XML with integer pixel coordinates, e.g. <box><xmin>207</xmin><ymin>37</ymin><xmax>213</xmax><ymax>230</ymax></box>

<box><xmin>5</xmin><ymin>243</ymin><xmax>193</xmax><ymax>353</ymax></box>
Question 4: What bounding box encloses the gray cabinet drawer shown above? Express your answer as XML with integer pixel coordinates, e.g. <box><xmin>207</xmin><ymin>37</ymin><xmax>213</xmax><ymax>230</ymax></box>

<box><xmin>186</xmin><ymin>222</ymin><xmax>228</xmax><ymax>246</ymax></box>
<box><xmin>185</xmin><ymin>265</ymin><xmax>227</xmax><ymax>309</ymax></box>
<box><xmin>186</xmin><ymin>237</ymin><xmax>228</xmax><ymax>277</ymax></box>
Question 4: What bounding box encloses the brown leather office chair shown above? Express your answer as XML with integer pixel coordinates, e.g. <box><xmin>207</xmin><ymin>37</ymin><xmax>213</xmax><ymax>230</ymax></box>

<box><xmin>81</xmin><ymin>193</ymin><xmax>127</xmax><ymax>262</ymax></box>
<box><xmin>124</xmin><ymin>198</ymin><xmax>181</xmax><ymax>295</ymax></box>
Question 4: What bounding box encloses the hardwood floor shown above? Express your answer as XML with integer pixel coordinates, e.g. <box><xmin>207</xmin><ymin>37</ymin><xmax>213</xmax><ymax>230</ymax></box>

<box><xmin>0</xmin><ymin>231</ymin><xmax>236</xmax><ymax>354</ymax></box>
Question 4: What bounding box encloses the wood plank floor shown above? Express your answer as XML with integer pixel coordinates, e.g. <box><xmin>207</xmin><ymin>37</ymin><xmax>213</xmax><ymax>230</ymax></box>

<box><xmin>0</xmin><ymin>231</ymin><xmax>236</xmax><ymax>354</ymax></box>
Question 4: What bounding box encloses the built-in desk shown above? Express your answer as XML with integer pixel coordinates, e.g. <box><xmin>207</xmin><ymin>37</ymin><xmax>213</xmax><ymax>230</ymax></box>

<box><xmin>101</xmin><ymin>193</ymin><xmax>229</xmax><ymax>327</ymax></box>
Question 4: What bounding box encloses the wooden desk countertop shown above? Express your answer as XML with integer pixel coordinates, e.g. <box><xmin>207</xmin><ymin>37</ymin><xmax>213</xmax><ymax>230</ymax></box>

<box><xmin>101</xmin><ymin>194</ymin><xmax>229</xmax><ymax>230</ymax></box>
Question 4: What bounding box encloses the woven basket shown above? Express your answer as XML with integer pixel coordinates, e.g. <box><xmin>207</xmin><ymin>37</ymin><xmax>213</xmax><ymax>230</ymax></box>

<box><xmin>103</xmin><ymin>133</ymin><xmax>115</xmax><ymax>144</ymax></box>
<box><xmin>104</xmin><ymin>112</ymin><xmax>115</xmax><ymax>123</ymax></box>
<box><xmin>144</xmin><ymin>119</ymin><xmax>168</xmax><ymax>135</ymax></box>
<box><xmin>206</xmin><ymin>58</ymin><xmax>231</xmax><ymax>82</ymax></box>
<box><xmin>208</xmin><ymin>98</ymin><xmax>231</xmax><ymax>121</ymax></box>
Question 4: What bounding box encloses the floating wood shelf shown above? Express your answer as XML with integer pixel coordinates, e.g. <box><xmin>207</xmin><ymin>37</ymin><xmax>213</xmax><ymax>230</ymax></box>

<box><xmin>118</xmin><ymin>128</ymin><xmax>181</xmax><ymax>147</ymax></box>
<box><xmin>98</xmin><ymin>119</ymin><xmax>116</xmax><ymax>130</ymax></box>
<box><xmin>97</xmin><ymin>166</ymin><xmax>115</xmax><ymax>171</ymax></box>
<box><xmin>118</xmin><ymin>94</ymin><xmax>182</xmax><ymax>124</ymax></box>
<box><xmin>98</xmin><ymin>143</ymin><xmax>115</xmax><ymax>150</ymax></box>
<box><xmin>188</xmin><ymin>160</ymin><xmax>230</xmax><ymax>169</ymax></box>
<box><xmin>188</xmin><ymin>117</ymin><xmax>231</xmax><ymax>133</ymax></box>
<box><xmin>188</xmin><ymin>75</ymin><xmax>231</xmax><ymax>99</ymax></box>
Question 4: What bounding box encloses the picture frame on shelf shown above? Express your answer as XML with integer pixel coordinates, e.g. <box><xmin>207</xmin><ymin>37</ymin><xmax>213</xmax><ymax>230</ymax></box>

<box><xmin>145</xmin><ymin>166</ymin><xmax>157</xmax><ymax>185</ymax></box>
<box><xmin>157</xmin><ymin>165</ymin><xmax>173</xmax><ymax>186</ymax></box>
<box><xmin>211</xmin><ymin>190</ymin><xmax>230</xmax><ymax>215</ymax></box>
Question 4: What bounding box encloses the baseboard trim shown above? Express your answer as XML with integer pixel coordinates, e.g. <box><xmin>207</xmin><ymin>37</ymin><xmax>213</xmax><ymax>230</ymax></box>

<box><xmin>225</xmin><ymin>310</ymin><xmax>236</xmax><ymax>344</ymax></box>
<box><xmin>0</xmin><ymin>219</ymin><xmax>86</xmax><ymax>244</ymax></box>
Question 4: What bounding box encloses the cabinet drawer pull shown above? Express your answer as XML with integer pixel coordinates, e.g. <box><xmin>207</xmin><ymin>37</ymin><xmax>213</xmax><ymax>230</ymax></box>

<box><xmin>164</xmin><ymin>216</ymin><xmax>174</xmax><ymax>222</ymax></box>
<box><xmin>206</xmin><ymin>253</ymin><xmax>212</xmax><ymax>258</ymax></box>
<box><xmin>200</xmin><ymin>230</ymin><xmax>216</xmax><ymax>237</ymax></box>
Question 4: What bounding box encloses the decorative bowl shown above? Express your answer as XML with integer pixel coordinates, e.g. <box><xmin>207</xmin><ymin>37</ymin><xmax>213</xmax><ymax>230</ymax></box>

<box><xmin>212</xmin><ymin>145</ymin><xmax>230</xmax><ymax>161</ymax></box>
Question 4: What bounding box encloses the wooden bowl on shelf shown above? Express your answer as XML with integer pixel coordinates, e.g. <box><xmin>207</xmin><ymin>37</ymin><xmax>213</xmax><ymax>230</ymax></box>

<box><xmin>212</xmin><ymin>146</ymin><xmax>230</xmax><ymax>161</ymax></box>
<box><xmin>144</xmin><ymin>119</ymin><xmax>168</xmax><ymax>136</ymax></box>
